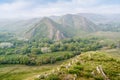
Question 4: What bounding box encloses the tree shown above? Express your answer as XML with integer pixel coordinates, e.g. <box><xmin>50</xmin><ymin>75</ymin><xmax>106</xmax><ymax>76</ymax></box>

<box><xmin>31</xmin><ymin>48</ymin><xmax>42</xmax><ymax>55</ymax></box>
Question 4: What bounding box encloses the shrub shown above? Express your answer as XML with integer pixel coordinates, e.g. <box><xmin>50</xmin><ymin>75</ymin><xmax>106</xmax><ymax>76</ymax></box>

<box><xmin>68</xmin><ymin>69</ymin><xmax>80</xmax><ymax>75</ymax></box>
<box><xmin>94</xmin><ymin>76</ymin><xmax>104</xmax><ymax>80</ymax></box>
<box><xmin>73</xmin><ymin>65</ymin><xmax>84</xmax><ymax>70</ymax></box>
<box><xmin>39</xmin><ymin>75</ymin><xmax>45</xmax><ymax>79</ymax></box>
<box><xmin>46</xmin><ymin>74</ymin><xmax>60</xmax><ymax>80</ymax></box>
<box><xmin>83</xmin><ymin>72</ymin><xmax>92</xmax><ymax>78</ymax></box>
<box><xmin>76</xmin><ymin>62</ymin><xmax>81</xmax><ymax>65</ymax></box>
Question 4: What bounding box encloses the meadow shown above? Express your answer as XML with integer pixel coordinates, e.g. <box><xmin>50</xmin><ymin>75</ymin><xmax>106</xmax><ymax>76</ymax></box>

<box><xmin>0</xmin><ymin>49</ymin><xmax>120</xmax><ymax>80</ymax></box>
<box><xmin>36</xmin><ymin>50</ymin><xmax>120</xmax><ymax>80</ymax></box>
<box><xmin>0</xmin><ymin>60</ymin><xmax>66</xmax><ymax>80</ymax></box>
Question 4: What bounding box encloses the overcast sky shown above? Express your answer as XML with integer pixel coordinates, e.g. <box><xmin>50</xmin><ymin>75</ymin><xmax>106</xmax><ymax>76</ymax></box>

<box><xmin>0</xmin><ymin>0</ymin><xmax>120</xmax><ymax>18</ymax></box>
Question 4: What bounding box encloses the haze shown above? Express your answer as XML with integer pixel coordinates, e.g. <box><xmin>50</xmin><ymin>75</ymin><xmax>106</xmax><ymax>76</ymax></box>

<box><xmin>0</xmin><ymin>0</ymin><xmax>120</xmax><ymax>19</ymax></box>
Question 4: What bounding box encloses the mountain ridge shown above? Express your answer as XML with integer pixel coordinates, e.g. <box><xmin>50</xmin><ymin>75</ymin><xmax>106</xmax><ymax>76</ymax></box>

<box><xmin>0</xmin><ymin>13</ymin><xmax>120</xmax><ymax>40</ymax></box>
<box><xmin>24</xmin><ymin>14</ymin><xmax>98</xmax><ymax>40</ymax></box>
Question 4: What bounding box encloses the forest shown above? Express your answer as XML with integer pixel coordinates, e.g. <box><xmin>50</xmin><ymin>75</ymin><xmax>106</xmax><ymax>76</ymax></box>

<box><xmin>0</xmin><ymin>37</ymin><xmax>115</xmax><ymax>65</ymax></box>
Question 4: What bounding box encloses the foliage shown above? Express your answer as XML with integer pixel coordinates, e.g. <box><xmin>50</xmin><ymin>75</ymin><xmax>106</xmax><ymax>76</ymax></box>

<box><xmin>0</xmin><ymin>51</ymin><xmax>80</xmax><ymax>65</ymax></box>
<box><xmin>0</xmin><ymin>37</ymin><xmax>106</xmax><ymax>65</ymax></box>
<box><xmin>42</xmin><ymin>51</ymin><xmax>120</xmax><ymax>80</ymax></box>
<box><xmin>45</xmin><ymin>74</ymin><xmax>60</xmax><ymax>80</ymax></box>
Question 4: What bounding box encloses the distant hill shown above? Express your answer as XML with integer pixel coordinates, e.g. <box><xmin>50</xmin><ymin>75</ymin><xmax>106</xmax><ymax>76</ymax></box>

<box><xmin>0</xmin><ymin>18</ymin><xmax>41</xmax><ymax>34</ymax></box>
<box><xmin>24</xmin><ymin>17</ymin><xmax>65</xmax><ymax>40</ymax></box>
<box><xmin>78</xmin><ymin>13</ymin><xmax>120</xmax><ymax>24</ymax></box>
<box><xmin>24</xmin><ymin>14</ymin><xmax>97</xmax><ymax>40</ymax></box>
<box><xmin>0</xmin><ymin>13</ymin><xmax>120</xmax><ymax>40</ymax></box>
<box><xmin>57</xmin><ymin>14</ymin><xmax>97</xmax><ymax>36</ymax></box>
<box><xmin>78</xmin><ymin>13</ymin><xmax>120</xmax><ymax>32</ymax></box>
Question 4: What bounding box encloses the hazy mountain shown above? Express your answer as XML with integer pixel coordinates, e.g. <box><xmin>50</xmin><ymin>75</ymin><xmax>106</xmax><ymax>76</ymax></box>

<box><xmin>0</xmin><ymin>13</ymin><xmax>120</xmax><ymax>40</ymax></box>
<box><xmin>24</xmin><ymin>17</ymin><xmax>65</xmax><ymax>40</ymax></box>
<box><xmin>78</xmin><ymin>13</ymin><xmax>120</xmax><ymax>24</ymax></box>
<box><xmin>58</xmin><ymin>14</ymin><xmax>97</xmax><ymax>33</ymax></box>
<box><xmin>78</xmin><ymin>13</ymin><xmax>120</xmax><ymax>32</ymax></box>
<box><xmin>0</xmin><ymin>18</ymin><xmax>41</xmax><ymax>34</ymax></box>
<box><xmin>24</xmin><ymin>14</ymin><xmax>97</xmax><ymax>40</ymax></box>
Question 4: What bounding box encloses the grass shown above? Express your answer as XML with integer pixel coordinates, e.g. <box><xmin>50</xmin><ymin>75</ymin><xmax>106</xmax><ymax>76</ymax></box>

<box><xmin>0</xmin><ymin>51</ymin><xmax>76</xmax><ymax>80</ymax></box>
<box><xmin>0</xmin><ymin>61</ymin><xmax>65</xmax><ymax>80</ymax></box>
<box><xmin>39</xmin><ymin>50</ymin><xmax>120</xmax><ymax>80</ymax></box>
<box><xmin>0</xmin><ymin>50</ymin><xmax>120</xmax><ymax>80</ymax></box>
<box><xmin>100</xmin><ymin>49</ymin><xmax>120</xmax><ymax>58</ymax></box>
<box><xmin>89</xmin><ymin>31</ymin><xmax>120</xmax><ymax>40</ymax></box>
<box><xmin>78</xmin><ymin>51</ymin><xmax>120</xmax><ymax>79</ymax></box>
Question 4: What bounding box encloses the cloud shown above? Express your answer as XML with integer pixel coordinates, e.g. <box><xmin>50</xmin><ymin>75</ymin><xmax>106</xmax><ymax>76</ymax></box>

<box><xmin>0</xmin><ymin>0</ymin><xmax>120</xmax><ymax>19</ymax></box>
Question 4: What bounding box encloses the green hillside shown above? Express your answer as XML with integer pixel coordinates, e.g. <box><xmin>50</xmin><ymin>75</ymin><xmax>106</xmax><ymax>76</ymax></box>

<box><xmin>0</xmin><ymin>13</ymin><xmax>120</xmax><ymax>80</ymax></box>
<box><xmin>36</xmin><ymin>51</ymin><xmax>120</xmax><ymax>80</ymax></box>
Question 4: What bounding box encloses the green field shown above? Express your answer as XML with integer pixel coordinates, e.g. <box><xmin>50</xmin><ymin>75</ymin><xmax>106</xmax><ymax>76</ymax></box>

<box><xmin>0</xmin><ymin>51</ymin><xmax>76</xmax><ymax>80</ymax></box>
<box><xmin>0</xmin><ymin>61</ymin><xmax>67</xmax><ymax>80</ymax></box>
<box><xmin>0</xmin><ymin>50</ymin><xmax>120</xmax><ymax>80</ymax></box>
<box><xmin>36</xmin><ymin>50</ymin><xmax>120</xmax><ymax>80</ymax></box>
<box><xmin>89</xmin><ymin>31</ymin><xmax>120</xmax><ymax>40</ymax></box>
<box><xmin>101</xmin><ymin>49</ymin><xmax>120</xmax><ymax>58</ymax></box>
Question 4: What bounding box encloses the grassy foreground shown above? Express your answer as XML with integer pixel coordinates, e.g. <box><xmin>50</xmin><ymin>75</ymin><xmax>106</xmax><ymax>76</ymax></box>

<box><xmin>36</xmin><ymin>51</ymin><xmax>120</xmax><ymax>80</ymax></box>
<box><xmin>0</xmin><ymin>50</ymin><xmax>120</xmax><ymax>80</ymax></box>
<box><xmin>0</xmin><ymin>61</ymin><xmax>67</xmax><ymax>80</ymax></box>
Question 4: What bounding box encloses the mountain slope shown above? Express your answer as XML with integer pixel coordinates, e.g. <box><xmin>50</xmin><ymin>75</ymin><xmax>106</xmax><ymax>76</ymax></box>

<box><xmin>50</xmin><ymin>14</ymin><xmax>98</xmax><ymax>37</ymax></box>
<box><xmin>0</xmin><ymin>18</ymin><xmax>41</xmax><ymax>34</ymax></box>
<box><xmin>78</xmin><ymin>13</ymin><xmax>120</xmax><ymax>24</ymax></box>
<box><xmin>78</xmin><ymin>13</ymin><xmax>120</xmax><ymax>32</ymax></box>
<box><xmin>24</xmin><ymin>17</ymin><xmax>65</xmax><ymax>40</ymax></box>
<box><xmin>60</xmin><ymin>14</ymin><xmax>97</xmax><ymax>31</ymax></box>
<box><xmin>24</xmin><ymin>14</ymin><xmax>98</xmax><ymax>40</ymax></box>
<box><xmin>1</xmin><ymin>13</ymin><xmax>109</xmax><ymax>40</ymax></box>
<box><xmin>37</xmin><ymin>51</ymin><xmax>120</xmax><ymax>80</ymax></box>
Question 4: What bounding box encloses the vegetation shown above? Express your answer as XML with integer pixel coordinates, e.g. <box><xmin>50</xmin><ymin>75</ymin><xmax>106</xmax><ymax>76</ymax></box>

<box><xmin>0</xmin><ymin>32</ymin><xmax>14</xmax><ymax>41</ymax></box>
<box><xmin>0</xmin><ymin>61</ymin><xmax>64</xmax><ymax>80</ymax></box>
<box><xmin>37</xmin><ymin>51</ymin><xmax>120</xmax><ymax>80</ymax></box>
<box><xmin>98</xmin><ymin>23</ymin><xmax>120</xmax><ymax>32</ymax></box>
<box><xmin>0</xmin><ymin>13</ymin><xmax>120</xmax><ymax>80</ymax></box>
<box><xmin>0</xmin><ymin>37</ymin><xmax>103</xmax><ymax>54</ymax></box>
<box><xmin>0</xmin><ymin>37</ymin><xmax>107</xmax><ymax>65</ymax></box>
<box><xmin>0</xmin><ymin>51</ymin><xmax>80</xmax><ymax>65</ymax></box>
<box><xmin>0</xmin><ymin>33</ymin><xmax>119</xmax><ymax>80</ymax></box>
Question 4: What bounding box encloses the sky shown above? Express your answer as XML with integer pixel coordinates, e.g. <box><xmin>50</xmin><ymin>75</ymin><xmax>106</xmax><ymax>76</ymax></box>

<box><xmin>0</xmin><ymin>0</ymin><xmax>120</xmax><ymax>18</ymax></box>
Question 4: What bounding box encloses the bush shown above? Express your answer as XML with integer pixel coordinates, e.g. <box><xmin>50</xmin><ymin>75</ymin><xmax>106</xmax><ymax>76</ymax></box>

<box><xmin>46</xmin><ymin>74</ymin><xmax>60</xmax><ymax>80</ymax></box>
<box><xmin>76</xmin><ymin>62</ymin><xmax>81</xmax><ymax>65</ymax></box>
<box><xmin>73</xmin><ymin>65</ymin><xmax>84</xmax><ymax>70</ymax></box>
<box><xmin>83</xmin><ymin>72</ymin><xmax>92</xmax><ymax>78</ymax></box>
<box><xmin>39</xmin><ymin>75</ymin><xmax>45</xmax><ymax>79</ymax></box>
<box><xmin>56</xmin><ymin>56</ymin><xmax>64</xmax><ymax>61</ymax></box>
<box><xmin>94</xmin><ymin>76</ymin><xmax>104</xmax><ymax>80</ymax></box>
<box><xmin>68</xmin><ymin>69</ymin><xmax>80</xmax><ymax>75</ymax></box>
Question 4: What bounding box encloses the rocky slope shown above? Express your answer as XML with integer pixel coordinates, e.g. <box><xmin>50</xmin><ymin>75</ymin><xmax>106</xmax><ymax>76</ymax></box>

<box><xmin>24</xmin><ymin>14</ymin><xmax>97</xmax><ymax>40</ymax></box>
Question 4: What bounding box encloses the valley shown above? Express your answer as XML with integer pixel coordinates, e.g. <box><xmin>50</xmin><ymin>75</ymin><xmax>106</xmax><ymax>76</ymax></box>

<box><xmin>0</xmin><ymin>49</ymin><xmax>119</xmax><ymax>80</ymax></box>
<box><xmin>0</xmin><ymin>13</ymin><xmax>120</xmax><ymax>80</ymax></box>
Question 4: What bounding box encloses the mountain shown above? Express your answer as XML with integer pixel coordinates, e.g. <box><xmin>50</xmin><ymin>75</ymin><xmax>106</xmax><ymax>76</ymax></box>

<box><xmin>24</xmin><ymin>17</ymin><xmax>65</xmax><ymax>40</ymax></box>
<box><xmin>1</xmin><ymin>13</ymin><xmax>120</xmax><ymax>40</ymax></box>
<box><xmin>78</xmin><ymin>13</ymin><xmax>120</xmax><ymax>24</ymax></box>
<box><xmin>24</xmin><ymin>14</ymin><xmax>97</xmax><ymax>40</ymax></box>
<box><xmin>0</xmin><ymin>18</ymin><xmax>41</xmax><ymax>34</ymax></box>
<box><xmin>56</xmin><ymin>14</ymin><xmax>97</xmax><ymax>36</ymax></box>
<box><xmin>78</xmin><ymin>13</ymin><xmax>120</xmax><ymax>32</ymax></box>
